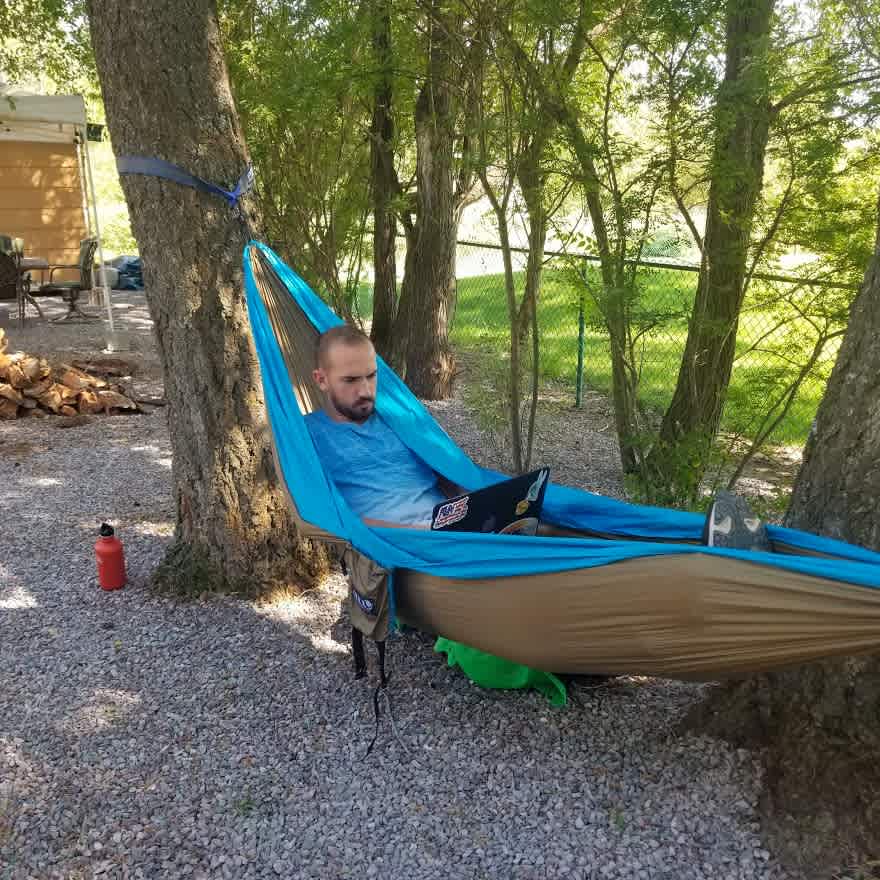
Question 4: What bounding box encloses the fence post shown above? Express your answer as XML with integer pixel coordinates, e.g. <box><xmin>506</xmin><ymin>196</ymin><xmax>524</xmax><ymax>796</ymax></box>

<box><xmin>575</xmin><ymin>291</ymin><xmax>585</xmax><ymax>408</ymax></box>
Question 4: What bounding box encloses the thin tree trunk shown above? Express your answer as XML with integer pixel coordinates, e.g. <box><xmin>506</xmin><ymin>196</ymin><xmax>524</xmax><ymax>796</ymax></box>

<box><xmin>518</xmin><ymin>147</ymin><xmax>545</xmax><ymax>472</ymax></box>
<box><xmin>369</xmin><ymin>0</ymin><xmax>397</xmax><ymax>361</ymax></box>
<box><xmin>653</xmin><ymin>0</ymin><xmax>775</xmax><ymax>495</ymax></box>
<box><xmin>479</xmin><ymin>168</ymin><xmax>522</xmax><ymax>473</ymax></box>
<box><xmin>86</xmin><ymin>0</ymin><xmax>326</xmax><ymax>594</ymax></box>
<box><xmin>565</xmin><ymin>116</ymin><xmax>641</xmax><ymax>474</ymax></box>
<box><xmin>506</xmin><ymin>14</ymin><xmax>641</xmax><ymax>476</ymax></box>
<box><xmin>515</xmin><ymin>143</ymin><xmax>547</xmax><ymax>342</ymax></box>
<box><xmin>392</xmin><ymin>0</ymin><xmax>457</xmax><ymax>398</ymax></box>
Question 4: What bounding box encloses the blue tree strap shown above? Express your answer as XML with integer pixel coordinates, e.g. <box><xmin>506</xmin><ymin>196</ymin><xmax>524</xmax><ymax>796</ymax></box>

<box><xmin>116</xmin><ymin>156</ymin><xmax>255</xmax><ymax>216</ymax></box>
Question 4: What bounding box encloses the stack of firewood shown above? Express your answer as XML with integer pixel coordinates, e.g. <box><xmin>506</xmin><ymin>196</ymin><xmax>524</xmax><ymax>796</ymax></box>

<box><xmin>0</xmin><ymin>328</ymin><xmax>141</xmax><ymax>420</ymax></box>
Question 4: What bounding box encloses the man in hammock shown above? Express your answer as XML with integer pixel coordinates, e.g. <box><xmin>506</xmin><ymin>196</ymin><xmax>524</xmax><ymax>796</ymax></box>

<box><xmin>306</xmin><ymin>324</ymin><xmax>459</xmax><ymax>529</ymax></box>
<box><xmin>307</xmin><ymin>325</ymin><xmax>770</xmax><ymax>549</ymax></box>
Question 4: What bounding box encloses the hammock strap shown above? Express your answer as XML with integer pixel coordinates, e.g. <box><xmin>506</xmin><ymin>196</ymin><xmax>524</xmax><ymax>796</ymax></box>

<box><xmin>116</xmin><ymin>156</ymin><xmax>255</xmax><ymax>219</ymax></box>
<box><xmin>364</xmin><ymin>639</ymin><xmax>403</xmax><ymax>758</ymax></box>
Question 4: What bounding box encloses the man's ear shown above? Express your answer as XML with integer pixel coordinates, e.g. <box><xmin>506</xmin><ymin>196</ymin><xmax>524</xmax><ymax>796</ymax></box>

<box><xmin>312</xmin><ymin>367</ymin><xmax>327</xmax><ymax>390</ymax></box>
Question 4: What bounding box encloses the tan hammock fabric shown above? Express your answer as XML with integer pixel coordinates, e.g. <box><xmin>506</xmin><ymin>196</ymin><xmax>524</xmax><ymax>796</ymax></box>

<box><xmin>249</xmin><ymin>249</ymin><xmax>880</xmax><ymax>680</ymax></box>
<box><xmin>396</xmin><ymin>556</ymin><xmax>880</xmax><ymax>679</ymax></box>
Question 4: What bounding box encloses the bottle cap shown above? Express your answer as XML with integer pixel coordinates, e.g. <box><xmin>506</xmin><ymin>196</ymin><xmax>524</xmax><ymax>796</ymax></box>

<box><xmin>99</xmin><ymin>522</ymin><xmax>115</xmax><ymax>537</ymax></box>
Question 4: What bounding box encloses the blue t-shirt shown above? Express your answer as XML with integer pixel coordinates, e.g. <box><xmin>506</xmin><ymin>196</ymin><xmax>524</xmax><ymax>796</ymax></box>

<box><xmin>306</xmin><ymin>410</ymin><xmax>445</xmax><ymax>525</ymax></box>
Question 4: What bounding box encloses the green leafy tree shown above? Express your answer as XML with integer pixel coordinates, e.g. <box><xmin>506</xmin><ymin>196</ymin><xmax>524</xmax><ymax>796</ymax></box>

<box><xmin>0</xmin><ymin>0</ymin><xmax>96</xmax><ymax>99</ymax></box>
<box><xmin>221</xmin><ymin>0</ymin><xmax>372</xmax><ymax>321</ymax></box>
<box><xmin>649</xmin><ymin>0</ymin><xmax>880</xmax><ymax>500</ymax></box>
<box><xmin>389</xmin><ymin>0</ymin><xmax>484</xmax><ymax>397</ymax></box>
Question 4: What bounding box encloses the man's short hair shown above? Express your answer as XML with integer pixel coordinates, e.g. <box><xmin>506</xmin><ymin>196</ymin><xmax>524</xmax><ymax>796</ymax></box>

<box><xmin>315</xmin><ymin>324</ymin><xmax>372</xmax><ymax>368</ymax></box>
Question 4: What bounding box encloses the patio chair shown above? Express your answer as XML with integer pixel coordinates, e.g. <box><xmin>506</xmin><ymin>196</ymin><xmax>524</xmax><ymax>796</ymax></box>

<box><xmin>35</xmin><ymin>238</ymin><xmax>101</xmax><ymax>323</ymax></box>
<box><xmin>0</xmin><ymin>249</ymin><xmax>19</xmax><ymax>304</ymax></box>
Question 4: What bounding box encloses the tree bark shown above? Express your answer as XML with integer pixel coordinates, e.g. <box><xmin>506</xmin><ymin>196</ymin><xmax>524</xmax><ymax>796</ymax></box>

<box><xmin>565</xmin><ymin>113</ymin><xmax>641</xmax><ymax>474</ymax></box>
<box><xmin>506</xmin><ymin>11</ymin><xmax>641</xmax><ymax>475</ymax></box>
<box><xmin>689</xmin><ymin>188</ymin><xmax>880</xmax><ymax>874</ymax></box>
<box><xmin>87</xmin><ymin>0</ymin><xmax>326</xmax><ymax>594</ymax></box>
<box><xmin>368</xmin><ymin>0</ymin><xmax>398</xmax><ymax>361</ymax></box>
<box><xmin>392</xmin><ymin>0</ymin><xmax>459</xmax><ymax>398</ymax></box>
<box><xmin>516</xmin><ymin>143</ymin><xmax>545</xmax><ymax>472</ymax></box>
<box><xmin>653</xmin><ymin>0</ymin><xmax>775</xmax><ymax>496</ymax></box>
<box><xmin>515</xmin><ymin>141</ymin><xmax>547</xmax><ymax>342</ymax></box>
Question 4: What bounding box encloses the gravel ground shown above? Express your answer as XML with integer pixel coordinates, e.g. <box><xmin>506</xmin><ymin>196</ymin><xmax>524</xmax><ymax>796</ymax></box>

<box><xmin>1</xmin><ymin>295</ymin><xmax>796</xmax><ymax>879</ymax></box>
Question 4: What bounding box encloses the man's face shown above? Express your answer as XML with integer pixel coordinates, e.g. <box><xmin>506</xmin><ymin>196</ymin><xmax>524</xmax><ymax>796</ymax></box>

<box><xmin>313</xmin><ymin>340</ymin><xmax>378</xmax><ymax>423</ymax></box>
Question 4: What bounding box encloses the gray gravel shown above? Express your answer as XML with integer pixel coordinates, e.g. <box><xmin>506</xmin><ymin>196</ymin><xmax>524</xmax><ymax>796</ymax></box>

<box><xmin>1</xmin><ymin>296</ymin><xmax>796</xmax><ymax>879</ymax></box>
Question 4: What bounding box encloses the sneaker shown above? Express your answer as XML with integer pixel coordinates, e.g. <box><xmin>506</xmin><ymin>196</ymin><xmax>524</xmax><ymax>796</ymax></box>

<box><xmin>703</xmin><ymin>490</ymin><xmax>771</xmax><ymax>551</ymax></box>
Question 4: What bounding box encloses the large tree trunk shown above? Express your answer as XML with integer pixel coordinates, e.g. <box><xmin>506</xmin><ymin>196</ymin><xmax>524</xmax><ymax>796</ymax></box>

<box><xmin>392</xmin><ymin>0</ymin><xmax>457</xmax><ymax>398</ymax></box>
<box><xmin>689</xmin><ymin>189</ymin><xmax>880</xmax><ymax>875</ymax></box>
<box><xmin>368</xmin><ymin>0</ymin><xmax>398</xmax><ymax>361</ymax></box>
<box><xmin>652</xmin><ymin>0</ymin><xmax>775</xmax><ymax>496</ymax></box>
<box><xmin>87</xmin><ymin>0</ymin><xmax>326</xmax><ymax>594</ymax></box>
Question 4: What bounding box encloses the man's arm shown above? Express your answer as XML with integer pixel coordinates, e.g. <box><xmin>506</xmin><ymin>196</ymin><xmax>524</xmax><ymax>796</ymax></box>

<box><xmin>437</xmin><ymin>474</ymin><xmax>466</xmax><ymax>498</ymax></box>
<box><xmin>363</xmin><ymin>516</ymin><xmax>429</xmax><ymax>530</ymax></box>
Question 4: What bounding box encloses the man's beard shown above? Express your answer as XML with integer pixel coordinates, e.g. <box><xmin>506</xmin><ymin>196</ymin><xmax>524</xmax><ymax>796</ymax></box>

<box><xmin>331</xmin><ymin>391</ymin><xmax>374</xmax><ymax>423</ymax></box>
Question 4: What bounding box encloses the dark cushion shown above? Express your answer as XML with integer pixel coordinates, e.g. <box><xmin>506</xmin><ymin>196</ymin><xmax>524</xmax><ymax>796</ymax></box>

<box><xmin>39</xmin><ymin>282</ymin><xmax>83</xmax><ymax>292</ymax></box>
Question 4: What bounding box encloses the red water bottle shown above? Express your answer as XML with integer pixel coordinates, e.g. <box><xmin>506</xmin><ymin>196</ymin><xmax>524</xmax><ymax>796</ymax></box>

<box><xmin>95</xmin><ymin>523</ymin><xmax>126</xmax><ymax>590</ymax></box>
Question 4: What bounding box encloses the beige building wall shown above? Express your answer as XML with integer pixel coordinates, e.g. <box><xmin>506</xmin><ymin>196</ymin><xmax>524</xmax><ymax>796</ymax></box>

<box><xmin>0</xmin><ymin>141</ymin><xmax>88</xmax><ymax>281</ymax></box>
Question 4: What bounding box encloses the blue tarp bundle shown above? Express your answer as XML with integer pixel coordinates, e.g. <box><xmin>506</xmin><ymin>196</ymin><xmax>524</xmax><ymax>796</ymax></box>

<box><xmin>109</xmin><ymin>255</ymin><xmax>144</xmax><ymax>290</ymax></box>
<box><xmin>243</xmin><ymin>241</ymin><xmax>880</xmax><ymax>593</ymax></box>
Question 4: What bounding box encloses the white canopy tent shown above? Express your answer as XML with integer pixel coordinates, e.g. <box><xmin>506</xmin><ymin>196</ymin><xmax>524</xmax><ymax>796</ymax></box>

<box><xmin>0</xmin><ymin>87</ymin><xmax>116</xmax><ymax>333</ymax></box>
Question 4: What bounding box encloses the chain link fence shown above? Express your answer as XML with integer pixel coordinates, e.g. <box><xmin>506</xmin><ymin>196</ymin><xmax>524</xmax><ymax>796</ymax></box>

<box><xmin>354</xmin><ymin>237</ymin><xmax>854</xmax><ymax>448</ymax></box>
<box><xmin>446</xmin><ymin>240</ymin><xmax>853</xmax><ymax>447</ymax></box>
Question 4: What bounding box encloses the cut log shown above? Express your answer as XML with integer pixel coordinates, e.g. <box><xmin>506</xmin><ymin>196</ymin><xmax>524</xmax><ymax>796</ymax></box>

<box><xmin>134</xmin><ymin>395</ymin><xmax>167</xmax><ymax>407</ymax></box>
<box><xmin>77</xmin><ymin>388</ymin><xmax>103</xmax><ymax>414</ymax></box>
<box><xmin>21</xmin><ymin>377</ymin><xmax>54</xmax><ymax>399</ymax></box>
<box><xmin>56</xmin><ymin>364</ymin><xmax>103</xmax><ymax>391</ymax></box>
<box><xmin>0</xmin><ymin>398</ymin><xmax>19</xmax><ymax>419</ymax></box>
<box><xmin>20</xmin><ymin>355</ymin><xmax>49</xmax><ymax>383</ymax></box>
<box><xmin>0</xmin><ymin>382</ymin><xmax>24</xmax><ymax>404</ymax></box>
<box><xmin>71</xmin><ymin>356</ymin><xmax>135</xmax><ymax>378</ymax></box>
<box><xmin>96</xmin><ymin>389</ymin><xmax>140</xmax><ymax>411</ymax></box>
<box><xmin>0</xmin><ymin>345</ymin><xmax>143</xmax><ymax>418</ymax></box>
<box><xmin>37</xmin><ymin>386</ymin><xmax>64</xmax><ymax>412</ymax></box>
<box><xmin>5</xmin><ymin>362</ymin><xmax>27</xmax><ymax>388</ymax></box>
<box><xmin>56</xmin><ymin>383</ymin><xmax>79</xmax><ymax>406</ymax></box>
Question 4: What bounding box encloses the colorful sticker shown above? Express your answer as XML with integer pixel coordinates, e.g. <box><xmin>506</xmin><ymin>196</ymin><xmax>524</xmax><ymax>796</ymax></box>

<box><xmin>499</xmin><ymin>517</ymin><xmax>539</xmax><ymax>536</ymax></box>
<box><xmin>433</xmin><ymin>496</ymin><xmax>469</xmax><ymax>529</ymax></box>
<box><xmin>526</xmin><ymin>469</ymin><xmax>548</xmax><ymax>502</ymax></box>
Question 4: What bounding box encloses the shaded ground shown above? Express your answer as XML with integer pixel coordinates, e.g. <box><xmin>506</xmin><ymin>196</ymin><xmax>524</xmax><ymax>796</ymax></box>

<box><xmin>0</xmin><ymin>293</ymin><xmax>799</xmax><ymax>880</ymax></box>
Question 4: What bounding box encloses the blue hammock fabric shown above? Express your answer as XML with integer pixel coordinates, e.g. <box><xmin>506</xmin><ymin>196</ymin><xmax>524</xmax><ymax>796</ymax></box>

<box><xmin>243</xmin><ymin>241</ymin><xmax>880</xmax><ymax>592</ymax></box>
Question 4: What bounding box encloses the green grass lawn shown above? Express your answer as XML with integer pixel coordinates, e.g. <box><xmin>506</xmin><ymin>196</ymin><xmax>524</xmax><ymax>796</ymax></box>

<box><xmin>358</xmin><ymin>266</ymin><xmax>837</xmax><ymax>446</ymax></box>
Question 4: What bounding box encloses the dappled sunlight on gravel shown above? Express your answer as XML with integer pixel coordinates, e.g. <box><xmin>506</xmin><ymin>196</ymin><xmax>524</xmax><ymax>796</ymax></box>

<box><xmin>0</xmin><ymin>293</ymin><xmax>796</xmax><ymax>880</ymax></box>
<box><xmin>0</xmin><ymin>585</ymin><xmax>38</xmax><ymax>609</ymax></box>
<box><xmin>253</xmin><ymin>575</ymin><xmax>351</xmax><ymax>658</ymax></box>
<box><xmin>129</xmin><ymin>520</ymin><xmax>175</xmax><ymax>538</ymax></box>
<box><xmin>57</xmin><ymin>689</ymin><xmax>143</xmax><ymax>736</ymax></box>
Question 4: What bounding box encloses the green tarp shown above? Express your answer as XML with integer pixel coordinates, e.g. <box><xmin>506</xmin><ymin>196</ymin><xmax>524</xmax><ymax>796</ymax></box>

<box><xmin>434</xmin><ymin>637</ymin><xmax>567</xmax><ymax>706</ymax></box>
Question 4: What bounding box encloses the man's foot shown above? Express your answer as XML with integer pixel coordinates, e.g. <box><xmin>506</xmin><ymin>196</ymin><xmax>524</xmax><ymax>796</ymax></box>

<box><xmin>703</xmin><ymin>490</ymin><xmax>771</xmax><ymax>551</ymax></box>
